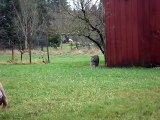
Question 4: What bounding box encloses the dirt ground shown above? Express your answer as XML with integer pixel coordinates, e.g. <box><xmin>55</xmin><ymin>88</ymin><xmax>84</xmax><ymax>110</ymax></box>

<box><xmin>0</xmin><ymin>48</ymin><xmax>101</xmax><ymax>55</ymax></box>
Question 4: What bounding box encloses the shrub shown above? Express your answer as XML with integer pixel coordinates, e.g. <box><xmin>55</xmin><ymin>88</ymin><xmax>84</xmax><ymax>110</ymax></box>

<box><xmin>48</xmin><ymin>34</ymin><xmax>61</xmax><ymax>48</ymax></box>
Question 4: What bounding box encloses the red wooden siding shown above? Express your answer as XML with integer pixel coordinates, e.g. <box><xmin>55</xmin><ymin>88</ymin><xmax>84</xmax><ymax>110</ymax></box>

<box><xmin>104</xmin><ymin>0</ymin><xmax>160</xmax><ymax>67</ymax></box>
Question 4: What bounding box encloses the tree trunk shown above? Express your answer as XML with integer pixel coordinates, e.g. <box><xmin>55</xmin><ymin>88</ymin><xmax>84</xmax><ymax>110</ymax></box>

<box><xmin>11</xmin><ymin>45</ymin><xmax>14</xmax><ymax>61</ymax></box>
<box><xmin>28</xmin><ymin>40</ymin><xmax>32</xmax><ymax>64</ymax></box>
<box><xmin>47</xmin><ymin>45</ymin><xmax>50</xmax><ymax>63</ymax></box>
<box><xmin>41</xmin><ymin>45</ymin><xmax>44</xmax><ymax>51</ymax></box>
<box><xmin>85</xmin><ymin>36</ymin><xmax>104</xmax><ymax>54</ymax></box>
<box><xmin>29</xmin><ymin>46</ymin><xmax>32</xmax><ymax>64</ymax></box>
<box><xmin>20</xmin><ymin>52</ymin><xmax>23</xmax><ymax>62</ymax></box>
<box><xmin>25</xmin><ymin>36</ymin><xmax>28</xmax><ymax>49</ymax></box>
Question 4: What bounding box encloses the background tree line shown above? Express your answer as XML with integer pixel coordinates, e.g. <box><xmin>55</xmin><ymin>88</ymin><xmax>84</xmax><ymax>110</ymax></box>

<box><xmin>0</xmin><ymin>0</ymin><xmax>104</xmax><ymax>63</ymax></box>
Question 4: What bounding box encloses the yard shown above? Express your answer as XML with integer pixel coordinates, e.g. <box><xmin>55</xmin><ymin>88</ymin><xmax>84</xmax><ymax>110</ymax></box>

<box><xmin>0</xmin><ymin>53</ymin><xmax>160</xmax><ymax>120</ymax></box>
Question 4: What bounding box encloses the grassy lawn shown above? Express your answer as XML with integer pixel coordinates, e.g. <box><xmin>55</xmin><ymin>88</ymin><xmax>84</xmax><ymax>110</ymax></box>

<box><xmin>0</xmin><ymin>53</ymin><xmax>160</xmax><ymax>120</ymax></box>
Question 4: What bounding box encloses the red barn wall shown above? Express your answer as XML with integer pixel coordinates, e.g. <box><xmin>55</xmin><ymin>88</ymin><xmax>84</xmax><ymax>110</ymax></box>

<box><xmin>104</xmin><ymin>0</ymin><xmax>160</xmax><ymax>67</ymax></box>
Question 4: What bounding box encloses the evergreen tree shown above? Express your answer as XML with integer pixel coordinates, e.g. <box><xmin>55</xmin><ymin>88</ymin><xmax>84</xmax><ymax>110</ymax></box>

<box><xmin>0</xmin><ymin>0</ymin><xmax>18</xmax><ymax>49</ymax></box>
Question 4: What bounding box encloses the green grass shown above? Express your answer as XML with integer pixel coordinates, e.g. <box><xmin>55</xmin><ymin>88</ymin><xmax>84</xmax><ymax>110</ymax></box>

<box><xmin>0</xmin><ymin>54</ymin><xmax>160</xmax><ymax>120</ymax></box>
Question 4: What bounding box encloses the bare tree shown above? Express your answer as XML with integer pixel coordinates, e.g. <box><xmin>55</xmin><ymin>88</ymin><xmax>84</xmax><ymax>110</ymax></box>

<box><xmin>66</xmin><ymin>0</ymin><xmax>105</xmax><ymax>54</ymax></box>
<box><xmin>12</xmin><ymin>0</ymin><xmax>39</xmax><ymax>64</ymax></box>
<box><xmin>37</xmin><ymin>16</ymin><xmax>51</xmax><ymax>63</ymax></box>
<box><xmin>13</xmin><ymin>16</ymin><xmax>25</xmax><ymax>62</ymax></box>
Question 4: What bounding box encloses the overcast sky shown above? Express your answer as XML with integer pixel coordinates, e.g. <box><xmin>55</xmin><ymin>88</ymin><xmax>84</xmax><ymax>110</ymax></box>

<box><xmin>67</xmin><ymin>0</ymin><xmax>100</xmax><ymax>9</ymax></box>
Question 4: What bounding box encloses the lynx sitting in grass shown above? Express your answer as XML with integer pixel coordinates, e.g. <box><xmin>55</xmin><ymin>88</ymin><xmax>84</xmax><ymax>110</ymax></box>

<box><xmin>91</xmin><ymin>55</ymin><xmax>99</xmax><ymax>67</ymax></box>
